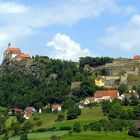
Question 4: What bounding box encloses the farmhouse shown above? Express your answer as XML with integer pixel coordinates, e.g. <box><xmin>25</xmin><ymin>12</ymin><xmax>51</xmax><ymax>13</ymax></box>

<box><xmin>51</xmin><ymin>103</ymin><xmax>62</xmax><ymax>112</ymax></box>
<box><xmin>8</xmin><ymin>108</ymin><xmax>23</xmax><ymax>116</ymax></box>
<box><xmin>24</xmin><ymin>107</ymin><xmax>36</xmax><ymax>119</ymax></box>
<box><xmin>133</xmin><ymin>55</ymin><xmax>140</xmax><ymax>60</ymax></box>
<box><xmin>94</xmin><ymin>90</ymin><xmax>120</xmax><ymax>102</ymax></box>
<box><xmin>121</xmin><ymin>91</ymin><xmax>139</xmax><ymax>100</ymax></box>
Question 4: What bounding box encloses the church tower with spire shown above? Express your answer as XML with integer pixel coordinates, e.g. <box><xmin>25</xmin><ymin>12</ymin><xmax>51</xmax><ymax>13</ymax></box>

<box><xmin>8</xmin><ymin>42</ymin><xmax>12</xmax><ymax>48</ymax></box>
<box><xmin>3</xmin><ymin>42</ymin><xmax>21</xmax><ymax>60</ymax></box>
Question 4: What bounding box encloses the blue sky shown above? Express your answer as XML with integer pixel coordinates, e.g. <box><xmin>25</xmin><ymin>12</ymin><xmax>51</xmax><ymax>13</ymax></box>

<box><xmin>0</xmin><ymin>0</ymin><xmax>140</xmax><ymax>61</ymax></box>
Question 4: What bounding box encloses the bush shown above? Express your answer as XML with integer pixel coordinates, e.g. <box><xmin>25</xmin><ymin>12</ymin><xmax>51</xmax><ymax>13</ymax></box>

<box><xmin>56</xmin><ymin>113</ymin><xmax>65</xmax><ymax>122</ymax></box>
<box><xmin>3</xmin><ymin>136</ymin><xmax>9</xmax><ymax>140</ymax></box>
<box><xmin>20</xmin><ymin>133</ymin><xmax>28</xmax><ymax>140</ymax></box>
<box><xmin>59</xmin><ymin>126</ymin><xmax>71</xmax><ymax>131</ymax></box>
<box><xmin>88</xmin><ymin>122</ymin><xmax>101</xmax><ymax>131</ymax></box>
<box><xmin>128</xmin><ymin>126</ymin><xmax>140</xmax><ymax>138</ymax></box>
<box><xmin>73</xmin><ymin>122</ymin><xmax>81</xmax><ymax>133</ymax></box>
<box><xmin>33</xmin><ymin>116</ymin><xmax>40</xmax><ymax>121</ymax></box>
<box><xmin>36</xmin><ymin>121</ymin><xmax>42</xmax><ymax>126</ymax></box>
<box><xmin>33</xmin><ymin>128</ymin><xmax>47</xmax><ymax>133</ymax></box>
<box><xmin>83</xmin><ymin>125</ymin><xmax>88</xmax><ymax>131</ymax></box>
<box><xmin>34</xmin><ymin>127</ymin><xmax>57</xmax><ymax>133</ymax></box>
<box><xmin>21</xmin><ymin>121</ymin><xmax>34</xmax><ymax>133</ymax></box>
<box><xmin>51</xmin><ymin>135</ymin><xmax>60</xmax><ymax>140</ymax></box>
<box><xmin>46</xmin><ymin>127</ymin><xmax>57</xmax><ymax>131</ymax></box>
<box><xmin>67</xmin><ymin>106</ymin><xmax>81</xmax><ymax>120</ymax></box>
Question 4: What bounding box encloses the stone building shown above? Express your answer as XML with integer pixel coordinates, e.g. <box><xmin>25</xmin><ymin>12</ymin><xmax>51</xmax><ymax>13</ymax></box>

<box><xmin>3</xmin><ymin>42</ymin><xmax>30</xmax><ymax>61</ymax></box>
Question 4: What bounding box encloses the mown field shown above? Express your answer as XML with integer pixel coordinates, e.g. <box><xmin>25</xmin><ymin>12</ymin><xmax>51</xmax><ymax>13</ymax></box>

<box><xmin>9</xmin><ymin>131</ymin><xmax>140</xmax><ymax>140</ymax></box>
<box><xmin>61</xmin><ymin>131</ymin><xmax>140</xmax><ymax>140</ymax></box>
<box><xmin>8</xmin><ymin>107</ymin><xmax>139</xmax><ymax>140</ymax></box>
<box><xmin>9</xmin><ymin>131</ymin><xmax>68</xmax><ymax>140</ymax></box>
<box><xmin>32</xmin><ymin>107</ymin><xmax>105</xmax><ymax>130</ymax></box>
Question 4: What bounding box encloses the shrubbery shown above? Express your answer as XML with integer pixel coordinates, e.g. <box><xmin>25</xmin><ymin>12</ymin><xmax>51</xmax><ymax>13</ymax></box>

<box><xmin>20</xmin><ymin>133</ymin><xmax>28</xmax><ymax>140</ymax></box>
<box><xmin>84</xmin><ymin>119</ymin><xmax>131</xmax><ymax>132</ymax></box>
<box><xmin>73</xmin><ymin>123</ymin><xmax>81</xmax><ymax>133</ymax></box>
<box><xmin>128</xmin><ymin>126</ymin><xmax>140</xmax><ymax>138</ymax></box>
<box><xmin>59</xmin><ymin>126</ymin><xmax>72</xmax><ymax>131</ymax></box>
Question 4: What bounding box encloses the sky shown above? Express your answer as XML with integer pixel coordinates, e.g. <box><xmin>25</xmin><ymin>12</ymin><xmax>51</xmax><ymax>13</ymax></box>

<box><xmin>0</xmin><ymin>0</ymin><xmax>140</xmax><ymax>62</ymax></box>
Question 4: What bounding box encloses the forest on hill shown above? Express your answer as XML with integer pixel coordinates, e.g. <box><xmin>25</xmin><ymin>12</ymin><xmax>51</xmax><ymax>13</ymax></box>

<box><xmin>0</xmin><ymin>56</ymin><xmax>113</xmax><ymax>109</ymax></box>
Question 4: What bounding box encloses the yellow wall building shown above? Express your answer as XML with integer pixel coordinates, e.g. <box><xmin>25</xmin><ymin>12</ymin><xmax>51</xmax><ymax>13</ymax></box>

<box><xmin>95</xmin><ymin>76</ymin><xmax>105</xmax><ymax>87</ymax></box>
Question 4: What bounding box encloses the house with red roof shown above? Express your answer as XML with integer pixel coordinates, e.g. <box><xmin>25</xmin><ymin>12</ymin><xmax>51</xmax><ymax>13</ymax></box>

<box><xmin>94</xmin><ymin>90</ymin><xmax>120</xmax><ymax>103</ymax></box>
<box><xmin>51</xmin><ymin>104</ymin><xmax>62</xmax><ymax>112</ymax></box>
<box><xmin>23</xmin><ymin>107</ymin><xmax>36</xmax><ymax>119</ymax></box>
<box><xmin>133</xmin><ymin>55</ymin><xmax>140</xmax><ymax>60</ymax></box>
<box><xmin>121</xmin><ymin>90</ymin><xmax>139</xmax><ymax>100</ymax></box>
<box><xmin>8</xmin><ymin>108</ymin><xmax>23</xmax><ymax>116</ymax></box>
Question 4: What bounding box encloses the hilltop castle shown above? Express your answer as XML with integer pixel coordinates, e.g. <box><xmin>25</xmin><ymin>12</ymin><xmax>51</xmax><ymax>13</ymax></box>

<box><xmin>3</xmin><ymin>42</ymin><xmax>30</xmax><ymax>61</ymax></box>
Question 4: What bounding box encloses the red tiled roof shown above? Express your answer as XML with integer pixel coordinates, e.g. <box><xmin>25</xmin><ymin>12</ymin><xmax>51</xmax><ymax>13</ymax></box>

<box><xmin>19</xmin><ymin>53</ymin><xmax>30</xmax><ymax>58</ymax></box>
<box><xmin>51</xmin><ymin>104</ymin><xmax>61</xmax><ymax>110</ymax></box>
<box><xmin>7</xmin><ymin>48</ymin><xmax>21</xmax><ymax>52</ymax></box>
<box><xmin>133</xmin><ymin>55</ymin><xmax>140</xmax><ymax>60</ymax></box>
<box><xmin>94</xmin><ymin>90</ymin><xmax>119</xmax><ymax>99</ymax></box>
<box><xmin>24</xmin><ymin>107</ymin><xmax>36</xmax><ymax>118</ymax></box>
<box><xmin>96</xmin><ymin>76</ymin><xmax>103</xmax><ymax>81</ymax></box>
<box><xmin>14</xmin><ymin>108</ymin><xmax>23</xmax><ymax>112</ymax></box>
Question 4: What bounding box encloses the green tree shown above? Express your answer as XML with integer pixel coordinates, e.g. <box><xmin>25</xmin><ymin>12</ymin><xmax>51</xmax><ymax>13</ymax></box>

<box><xmin>118</xmin><ymin>83</ymin><xmax>128</xmax><ymax>94</ymax></box>
<box><xmin>56</xmin><ymin>113</ymin><xmax>65</xmax><ymax>122</ymax></box>
<box><xmin>67</xmin><ymin>106</ymin><xmax>81</xmax><ymax>120</ymax></box>
<box><xmin>133</xmin><ymin>104</ymin><xmax>140</xmax><ymax>119</ymax></box>
<box><xmin>73</xmin><ymin>122</ymin><xmax>81</xmax><ymax>132</ymax></box>
<box><xmin>102</xmin><ymin>101</ymin><xmax>111</xmax><ymax>114</ymax></box>
<box><xmin>128</xmin><ymin>126</ymin><xmax>140</xmax><ymax>138</ymax></box>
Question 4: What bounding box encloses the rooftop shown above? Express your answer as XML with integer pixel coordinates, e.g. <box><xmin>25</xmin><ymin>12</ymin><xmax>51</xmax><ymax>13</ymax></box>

<box><xmin>94</xmin><ymin>90</ymin><xmax>119</xmax><ymax>99</ymax></box>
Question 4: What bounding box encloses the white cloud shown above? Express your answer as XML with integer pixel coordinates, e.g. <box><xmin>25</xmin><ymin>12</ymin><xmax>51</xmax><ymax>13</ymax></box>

<box><xmin>47</xmin><ymin>33</ymin><xmax>92</xmax><ymax>61</ymax></box>
<box><xmin>0</xmin><ymin>0</ymin><xmax>121</xmax><ymax>62</ymax></box>
<box><xmin>130</xmin><ymin>14</ymin><xmax>140</xmax><ymax>26</ymax></box>
<box><xmin>0</xmin><ymin>2</ymin><xmax>27</xmax><ymax>14</ymax></box>
<box><xmin>0</xmin><ymin>0</ymin><xmax>136</xmax><ymax>61</ymax></box>
<box><xmin>100</xmin><ymin>14</ymin><xmax>140</xmax><ymax>52</ymax></box>
<box><xmin>0</xmin><ymin>0</ymin><xmax>119</xmax><ymax>45</ymax></box>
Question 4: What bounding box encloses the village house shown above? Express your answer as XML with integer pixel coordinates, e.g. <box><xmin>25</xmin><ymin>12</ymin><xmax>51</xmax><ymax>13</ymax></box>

<box><xmin>78</xmin><ymin>97</ymin><xmax>94</xmax><ymax>108</ymax></box>
<box><xmin>4</xmin><ymin>42</ymin><xmax>30</xmax><ymax>61</ymax></box>
<box><xmin>51</xmin><ymin>103</ymin><xmax>62</xmax><ymax>112</ymax></box>
<box><xmin>8</xmin><ymin>108</ymin><xmax>23</xmax><ymax>116</ymax></box>
<box><xmin>93</xmin><ymin>90</ymin><xmax>120</xmax><ymax>103</ymax></box>
<box><xmin>24</xmin><ymin>107</ymin><xmax>36</xmax><ymax>119</ymax></box>
<box><xmin>95</xmin><ymin>76</ymin><xmax>105</xmax><ymax>87</ymax></box>
<box><xmin>133</xmin><ymin>55</ymin><xmax>140</xmax><ymax>60</ymax></box>
<box><xmin>121</xmin><ymin>90</ymin><xmax>139</xmax><ymax>100</ymax></box>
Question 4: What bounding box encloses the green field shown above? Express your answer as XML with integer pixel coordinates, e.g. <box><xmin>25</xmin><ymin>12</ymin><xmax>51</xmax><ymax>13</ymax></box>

<box><xmin>9</xmin><ymin>131</ymin><xmax>68</xmax><ymax>140</ymax></box>
<box><xmin>61</xmin><ymin>131</ymin><xmax>140</xmax><ymax>140</ymax></box>
<box><xmin>7</xmin><ymin>107</ymin><xmax>139</xmax><ymax>140</ymax></box>
<box><xmin>9</xmin><ymin>131</ymin><xmax>140</xmax><ymax>140</ymax></box>
<box><xmin>33</xmin><ymin>107</ymin><xmax>105</xmax><ymax>129</ymax></box>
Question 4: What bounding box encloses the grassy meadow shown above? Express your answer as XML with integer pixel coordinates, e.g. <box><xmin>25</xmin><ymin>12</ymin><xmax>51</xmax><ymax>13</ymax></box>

<box><xmin>9</xmin><ymin>131</ymin><xmax>140</xmax><ymax>140</ymax></box>
<box><xmin>32</xmin><ymin>107</ymin><xmax>105</xmax><ymax>130</ymax></box>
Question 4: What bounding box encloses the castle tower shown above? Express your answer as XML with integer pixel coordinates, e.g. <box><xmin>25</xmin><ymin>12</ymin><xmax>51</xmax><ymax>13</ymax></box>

<box><xmin>8</xmin><ymin>42</ymin><xmax>12</xmax><ymax>48</ymax></box>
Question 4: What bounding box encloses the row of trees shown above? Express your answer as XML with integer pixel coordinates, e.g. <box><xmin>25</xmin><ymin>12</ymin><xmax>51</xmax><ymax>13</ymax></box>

<box><xmin>102</xmin><ymin>100</ymin><xmax>140</xmax><ymax>120</ymax></box>
<box><xmin>79</xmin><ymin>56</ymin><xmax>113</xmax><ymax>68</ymax></box>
